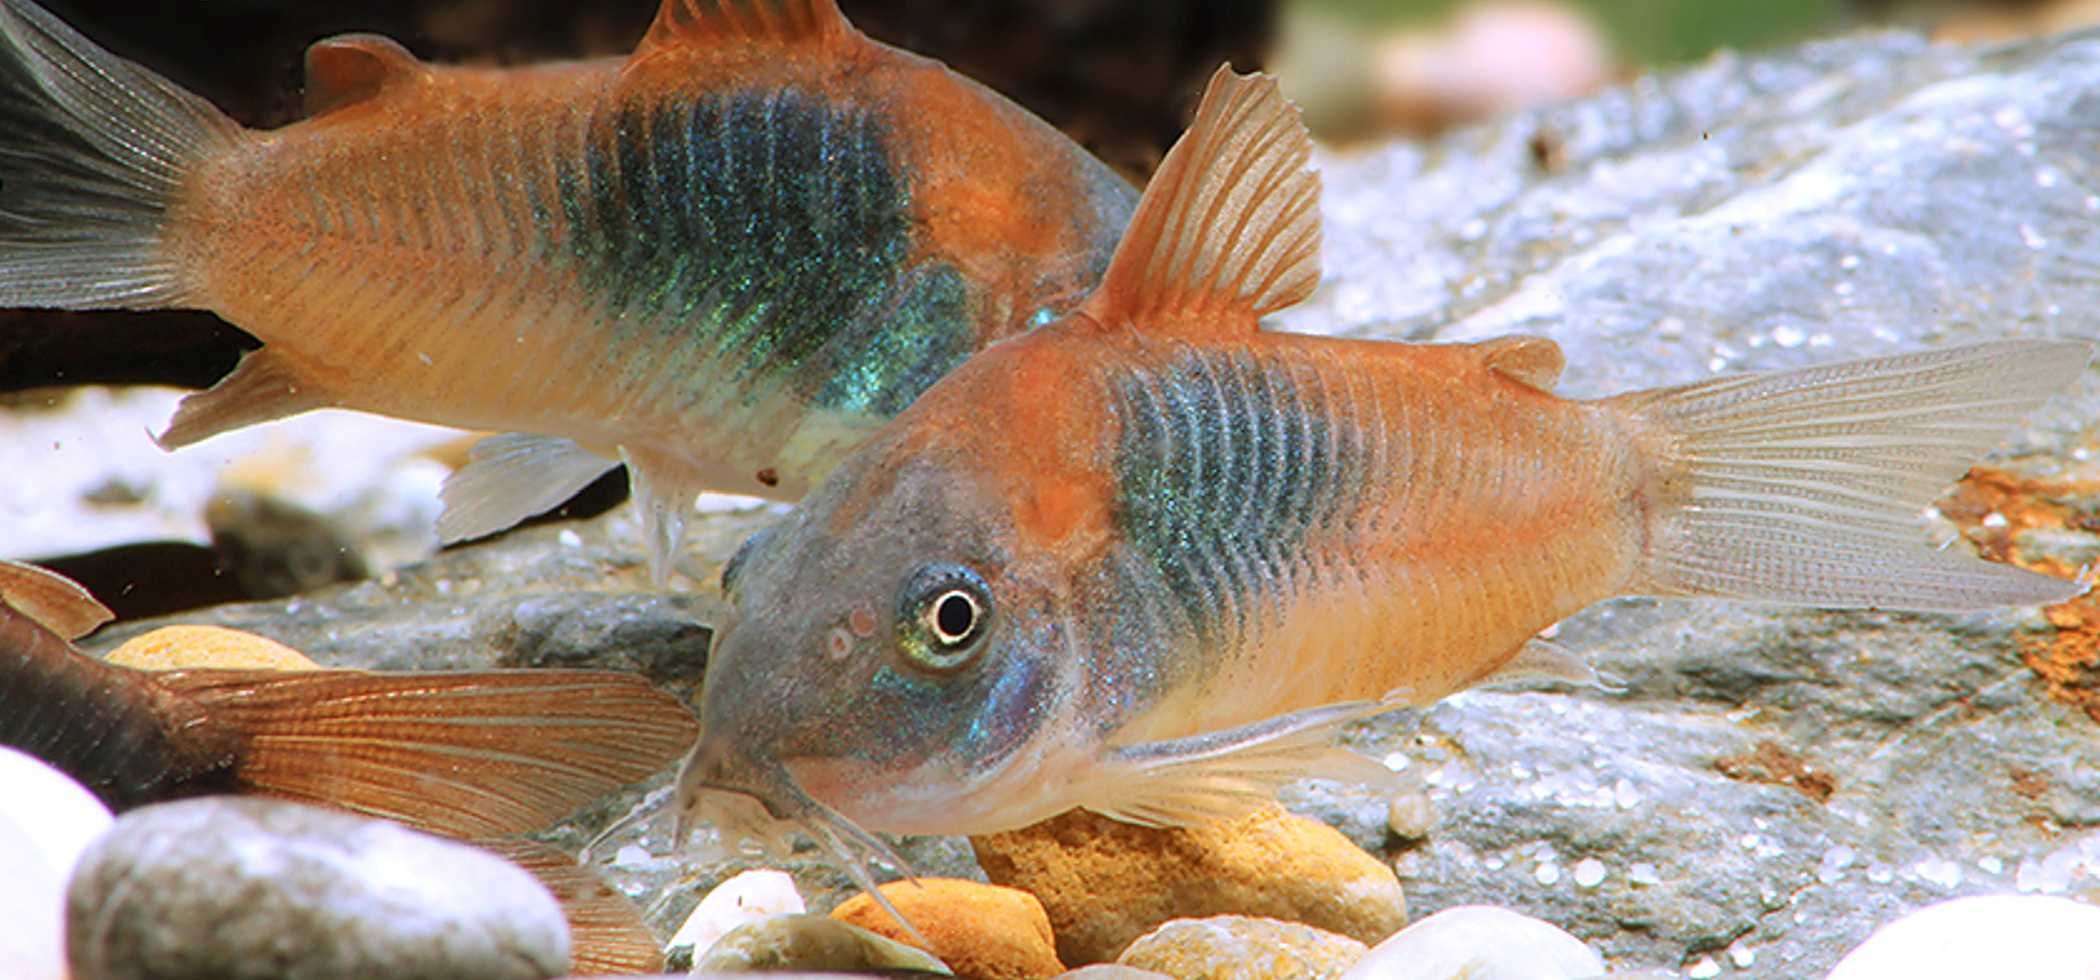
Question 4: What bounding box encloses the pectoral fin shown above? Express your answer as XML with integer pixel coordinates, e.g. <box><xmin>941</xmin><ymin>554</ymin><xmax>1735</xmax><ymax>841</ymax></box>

<box><xmin>0</xmin><ymin>560</ymin><xmax>111</xmax><ymax>640</ymax></box>
<box><xmin>1085</xmin><ymin>696</ymin><xmax>1407</xmax><ymax>828</ymax></box>
<box><xmin>1470</xmin><ymin>637</ymin><xmax>1606</xmax><ymax>692</ymax></box>
<box><xmin>436</xmin><ymin>434</ymin><xmax>618</xmax><ymax>545</ymax></box>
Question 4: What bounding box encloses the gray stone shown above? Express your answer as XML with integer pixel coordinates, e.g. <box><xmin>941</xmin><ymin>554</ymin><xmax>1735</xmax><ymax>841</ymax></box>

<box><xmin>65</xmin><ymin>797</ymin><xmax>569</xmax><ymax>980</ymax></box>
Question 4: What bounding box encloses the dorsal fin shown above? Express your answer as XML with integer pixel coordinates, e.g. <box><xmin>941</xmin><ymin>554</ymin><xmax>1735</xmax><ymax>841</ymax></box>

<box><xmin>0</xmin><ymin>560</ymin><xmax>112</xmax><ymax>640</ymax></box>
<box><xmin>635</xmin><ymin>0</ymin><xmax>854</xmax><ymax>59</ymax></box>
<box><xmin>1475</xmin><ymin>335</ymin><xmax>1565</xmax><ymax>392</ymax></box>
<box><xmin>304</xmin><ymin>34</ymin><xmax>430</xmax><ymax>116</ymax></box>
<box><xmin>1078</xmin><ymin>65</ymin><xmax>1320</xmax><ymax>336</ymax></box>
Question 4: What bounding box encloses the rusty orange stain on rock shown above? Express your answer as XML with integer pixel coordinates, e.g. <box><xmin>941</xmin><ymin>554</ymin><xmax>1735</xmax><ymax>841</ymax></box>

<box><xmin>1938</xmin><ymin>464</ymin><xmax>2100</xmax><ymax>723</ymax></box>
<box><xmin>1713</xmin><ymin>741</ymin><xmax>1836</xmax><ymax>803</ymax></box>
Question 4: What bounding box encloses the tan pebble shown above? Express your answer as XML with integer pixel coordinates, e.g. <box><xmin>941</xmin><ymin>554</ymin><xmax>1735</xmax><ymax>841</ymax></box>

<box><xmin>972</xmin><ymin>805</ymin><xmax>1407</xmax><ymax>965</ymax></box>
<box><xmin>106</xmin><ymin>625</ymin><xmax>318</xmax><ymax>672</ymax></box>
<box><xmin>1119</xmin><ymin>915</ymin><xmax>1367</xmax><ymax>979</ymax></box>
<box><xmin>832</xmin><ymin>877</ymin><xmax>1065</xmax><ymax>980</ymax></box>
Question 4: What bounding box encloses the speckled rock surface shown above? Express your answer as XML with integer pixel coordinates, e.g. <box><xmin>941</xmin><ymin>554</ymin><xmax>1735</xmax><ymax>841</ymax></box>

<box><xmin>65</xmin><ymin>797</ymin><xmax>569</xmax><ymax>980</ymax></box>
<box><xmin>1116</xmin><ymin>916</ymin><xmax>1368</xmax><ymax>979</ymax></box>
<box><xmin>973</xmin><ymin>806</ymin><xmax>1407</xmax><ymax>965</ymax></box>
<box><xmin>832</xmin><ymin>879</ymin><xmax>1065</xmax><ymax>979</ymax></box>
<box><xmin>13</xmin><ymin>24</ymin><xmax>2100</xmax><ymax>980</ymax></box>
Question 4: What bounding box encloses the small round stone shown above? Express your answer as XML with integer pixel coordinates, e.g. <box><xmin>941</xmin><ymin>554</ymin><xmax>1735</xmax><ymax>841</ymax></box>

<box><xmin>0</xmin><ymin>749</ymin><xmax>112</xmax><ymax>980</ymax></box>
<box><xmin>65</xmin><ymin>797</ymin><xmax>568</xmax><ymax>980</ymax></box>
<box><xmin>973</xmin><ymin>804</ymin><xmax>1407</xmax><ymax>964</ymax></box>
<box><xmin>1118</xmin><ymin>915</ymin><xmax>1368</xmax><ymax>978</ymax></box>
<box><xmin>1339</xmin><ymin>905</ymin><xmax>1603</xmax><ymax>979</ymax></box>
<box><xmin>670</xmin><ymin>868</ymin><xmax>804</xmax><ymax>962</ymax></box>
<box><xmin>105</xmin><ymin>624</ymin><xmax>318</xmax><ymax>671</ymax></box>
<box><xmin>832</xmin><ymin>878</ymin><xmax>1065</xmax><ymax>979</ymax></box>
<box><xmin>1828</xmin><ymin>894</ymin><xmax>2100</xmax><ymax>979</ymax></box>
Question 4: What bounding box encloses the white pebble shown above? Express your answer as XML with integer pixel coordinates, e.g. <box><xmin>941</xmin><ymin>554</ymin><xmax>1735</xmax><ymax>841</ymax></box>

<box><xmin>0</xmin><ymin>749</ymin><xmax>112</xmax><ymax>980</ymax></box>
<box><xmin>1829</xmin><ymin>895</ymin><xmax>2100</xmax><ymax>979</ymax></box>
<box><xmin>669</xmin><ymin>869</ymin><xmax>805</xmax><ymax>960</ymax></box>
<box><xmin>1573</xmin><ymin>858</ymin><xmax>1606</xmax><ymax>889</ymax></box>
<box><xmin>1387</xmin><ymin>784</ymin><xmax>1435</xmax><ymax>839</ymax></box>
<box><xmin>1687</xmin><ymin>955</ymin><xmax>1721</xmax><ymax>978</ymax></box>
<box><xmin>1339</xmin><ymin>905</ymin><xmax>1604</xmax><ymax>980</ymax></box>
<box><xmin>1535</xmin><ymin>862</ymin><xmax>1562</xmax><ymax>886</ymax></box>
<box><xmin>1627</xmin><ymin>862</ymin><xmax>1663</xmax><ymax>886</ymax></box>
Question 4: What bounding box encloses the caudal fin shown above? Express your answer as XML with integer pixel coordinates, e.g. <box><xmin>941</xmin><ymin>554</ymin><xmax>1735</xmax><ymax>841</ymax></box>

<box><xmin>1614</xmin><ymin>339</ymin><xmax>2093</xmax><ymax>611</ymax></box>
<box><xmin>481</xmin><ymin>838</ymin><xmax>667</xmax><ymax>975</ymax></box>
<box><xmin>0</xmin><ymin>0</ymin><xmax>237</xmax><ymax>308</ymax></box>
<box><xmin>157</xmin><ymin>668</ymin><xmax>699</xmax><ymax>839</ymax></box>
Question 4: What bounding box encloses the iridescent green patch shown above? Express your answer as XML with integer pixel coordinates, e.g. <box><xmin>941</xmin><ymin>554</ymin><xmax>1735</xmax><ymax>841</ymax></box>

<box><xmin>553</xmin><ymin>87</ymin><xmax>975</xmax><ymax>418</ymax></box>
<box><xmin>1109</xmin><ymin>346</ymin><xmax>1354</xmax><ymax>645</ymax></box>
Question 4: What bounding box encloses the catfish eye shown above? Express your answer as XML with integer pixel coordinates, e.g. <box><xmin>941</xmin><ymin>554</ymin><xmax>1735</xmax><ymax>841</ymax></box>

<box><xmin>899</xmin><ymin>563</ymin><xmax>992</xmax><ymax>672</ymax></box>
<box><xmin>929</xmin><ymin>589</ymin><xmax>981</xmax><ymax>645</ymax></box>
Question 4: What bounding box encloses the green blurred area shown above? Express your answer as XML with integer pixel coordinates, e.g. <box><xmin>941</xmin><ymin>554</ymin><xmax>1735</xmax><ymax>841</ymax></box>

<box><xmin>1301</xmin><ymin>0</ymin><xmax>1850</xmax><ymax>64</ymax></box>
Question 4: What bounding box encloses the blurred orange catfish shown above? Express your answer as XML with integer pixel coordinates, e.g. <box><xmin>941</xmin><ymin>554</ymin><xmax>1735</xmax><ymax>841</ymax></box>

<box><xmin>673</xmin><ymin>67</ymin><xmax>2091</xmax><ymax>889</ymax></box>
<box><xmin>0</xmin><ymin>559</ymin><xmax>696</xmax><ymax>840</ymax></box>
<box><xmin>0</xmin><ymin>0</ymin><xmax>1135</xmax><ymax>578</ymax></box>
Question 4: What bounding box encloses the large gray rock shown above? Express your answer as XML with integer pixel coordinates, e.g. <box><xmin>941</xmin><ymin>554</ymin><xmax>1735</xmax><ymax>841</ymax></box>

<box><xmin>65</xmin><ymin>797</ymin><xmax>570</xmax><ymax>980</ymax></box>
<box><xmin>40</xmin><ymin>24</ymin><xmax>2100</xmax><ymax>979</ymax></box>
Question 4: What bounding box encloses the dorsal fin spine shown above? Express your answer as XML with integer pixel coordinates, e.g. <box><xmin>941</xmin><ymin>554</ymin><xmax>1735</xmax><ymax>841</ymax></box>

<box><xmin>640</xmin><ymin>0</ymin><xmax>849</xmax><ymax>54</ymax></box>
<box><xmin>1081</xmin><ymin>66</ymin><xmax>1321</xmax><ymax>335</ymax></box>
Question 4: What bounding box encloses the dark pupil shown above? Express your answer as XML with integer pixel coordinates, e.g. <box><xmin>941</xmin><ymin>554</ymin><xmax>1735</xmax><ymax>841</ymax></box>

<box><xmin>934</xmin><ymin>592</ymin><xmax>975</xmax><ymax>642</ymax></box>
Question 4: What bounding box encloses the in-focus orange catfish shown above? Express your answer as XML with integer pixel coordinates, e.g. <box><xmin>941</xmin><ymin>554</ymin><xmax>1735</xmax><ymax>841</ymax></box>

<box><xmin>673</xmin><ymin>67</ymin><xmax>2091</xmax><ymax>893</ymax></box>
<box><xmin>0</xmin><ymin>0</ymin><xmax>1134</xmax><ymax>577</ymax></box>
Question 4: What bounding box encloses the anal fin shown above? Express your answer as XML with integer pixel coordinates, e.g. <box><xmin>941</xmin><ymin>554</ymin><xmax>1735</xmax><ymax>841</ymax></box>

<box><xmin>1087</xmin><ymin>697</ymin><xmax>1407</xmax><ymax>828</ymax></box>
<box><xmin>158</xmin><ymin>668</ymin><xmax>699</xmax><ymax>839</ymax></box>
<box><xmin>437</xmin><ymin>434</ymin><xmax>618</xmax><ymax>545</ymax></box>
<box><xmin>478</xmin><ymin>838</ymin><xmax>666</xmax><ymax>975</ymax></box>
<box><xmin>0</xmin><ymin>561</ymin><xmax>112</xmax><ymax>640</ymax></box>
<box><xmin>157</xmin><ymin>350</ymin><xmax>326</xmax><ymax>449</ymax></box>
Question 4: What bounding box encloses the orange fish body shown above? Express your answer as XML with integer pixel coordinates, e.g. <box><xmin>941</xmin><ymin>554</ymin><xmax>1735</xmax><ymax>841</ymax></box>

<box><xmin>0</xmin><ymin>0</ymin><xmax>1135</xmax><ymax>575</ymax></box>
<box><xmin>927</xmin><ymin>327</ymin><xmax>1645</xmax><ymax>745</ymax></box>
<box><xmin>673</xmin><ymin>68</ymin><xmax>2088</xmax><ymax>890</ymax></box>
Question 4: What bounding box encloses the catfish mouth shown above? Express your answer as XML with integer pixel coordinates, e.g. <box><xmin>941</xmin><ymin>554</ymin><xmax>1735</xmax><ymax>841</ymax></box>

<box><xmin>672</xmin><ymin>735</ymin><xmax>924</xmax><ymax>935</ymax></box>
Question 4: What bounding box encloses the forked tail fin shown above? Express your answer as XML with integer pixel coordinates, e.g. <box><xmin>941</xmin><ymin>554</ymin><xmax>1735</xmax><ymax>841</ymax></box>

<box><xmin>157</xmin><ymin>668</ymin><xmax>700</xmax><ymax>839</ymax></box>
<box><xmin>0</xmin><ymin>0</ymin><xmax>238</xmax><ymax>308</ymax></box>
<box><xmin>1613</xmin><ymin>339</ymin><xmax>2093</xmax><ymax>611</ymax></box>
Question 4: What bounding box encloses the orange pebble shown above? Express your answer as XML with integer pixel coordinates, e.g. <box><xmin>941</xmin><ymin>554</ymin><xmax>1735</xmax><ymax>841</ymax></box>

<box><xmin>831</xmin><ymin>877</ymin><xmax>1065</xmax><ymax>979</ymax></box>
